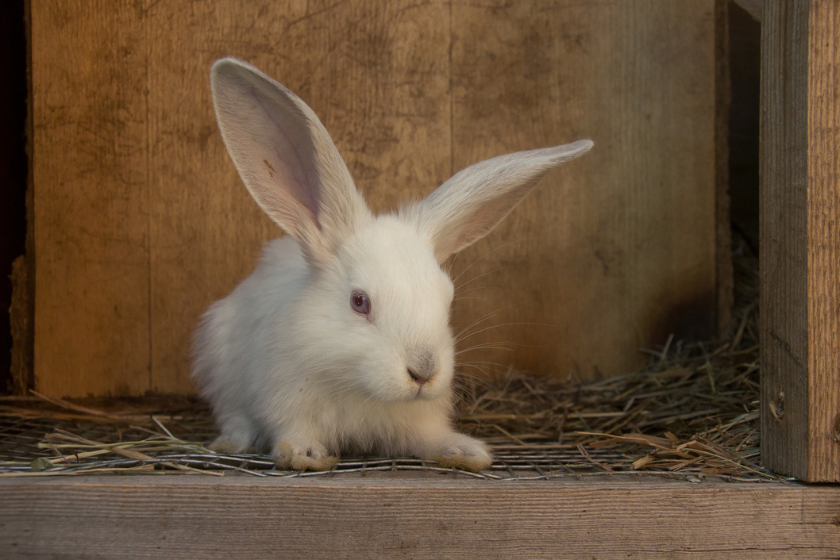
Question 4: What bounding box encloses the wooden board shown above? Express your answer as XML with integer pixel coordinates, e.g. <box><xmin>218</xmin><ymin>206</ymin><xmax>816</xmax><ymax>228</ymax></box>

<box><xmin>30</xmin><ymin>0</ymin><xmax>722</xmax><ymax>396</ymax></box>
<box><xmin>30</xmin><ymin>2</ymin><xmax>152</xmax><ymax>397</ymax></box>
<box><xmin>760</xmin><ymin>0</ymin><xmax>840</xmax><ymax>482</ymax></box>
<box><xmin>448</xmin><ymin>1</ymin><xmax>720</xmax><ymax>379</ymax></box>
<box><xmin>1</xmin><ymin>476</ymin><xmax>839</xmax><ymax>558</ymax></box>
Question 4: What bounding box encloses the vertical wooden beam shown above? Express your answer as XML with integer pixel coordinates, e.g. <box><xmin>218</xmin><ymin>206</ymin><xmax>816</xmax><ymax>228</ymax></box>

<box><xmin>761</xmin><ymin>0</ymin><xmax>840</xmax><ymax>482</ymax></box>
<box><xmin>806</xmin><ymin>0</ymin><xmax>840</xmax><ymax>482</ymax></box>
<box><xmin>30</xmin><ymin>1</ymin><xmax>152</xmax><ymax>397</ymax></box>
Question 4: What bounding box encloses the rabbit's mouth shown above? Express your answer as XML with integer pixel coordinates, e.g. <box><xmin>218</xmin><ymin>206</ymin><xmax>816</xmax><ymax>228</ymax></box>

<box><xmin>412</xmin><ymin>384</ymin><xmax>438</xmax><ymax>401</ymax></box>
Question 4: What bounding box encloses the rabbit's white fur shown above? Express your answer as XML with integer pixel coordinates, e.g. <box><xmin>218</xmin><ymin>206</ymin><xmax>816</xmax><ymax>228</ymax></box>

<box><xmin>193</xmin><ymin>58</ymin><xmax>593</xmax><ymax>472</ymax></box>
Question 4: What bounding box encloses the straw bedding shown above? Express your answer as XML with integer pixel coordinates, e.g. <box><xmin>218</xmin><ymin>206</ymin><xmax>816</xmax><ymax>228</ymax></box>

<box><xmin>0</xmin><ymin>237</ymin><xmax>777</xmax><ymax>481</ymax></box>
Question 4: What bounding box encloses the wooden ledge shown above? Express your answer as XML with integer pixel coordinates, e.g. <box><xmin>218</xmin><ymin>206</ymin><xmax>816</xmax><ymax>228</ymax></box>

<box><xmin>1</xmin><ymin>475</ymin><xmax>838</xmax><ymax>557</ymax></box>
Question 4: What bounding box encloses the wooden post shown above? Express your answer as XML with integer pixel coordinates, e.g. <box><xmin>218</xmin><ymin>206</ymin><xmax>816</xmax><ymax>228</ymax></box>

<box><xmin>761</xmin><ymin>0</ymin><xmax>840</xmax><ymax>482</ymax></box>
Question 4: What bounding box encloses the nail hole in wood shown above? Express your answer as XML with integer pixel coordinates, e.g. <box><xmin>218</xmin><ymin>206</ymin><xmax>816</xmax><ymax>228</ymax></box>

<box><xmin>769</xmin><ymin>390</ymin><xmax>785</xmax><ymax>421</ymax></box>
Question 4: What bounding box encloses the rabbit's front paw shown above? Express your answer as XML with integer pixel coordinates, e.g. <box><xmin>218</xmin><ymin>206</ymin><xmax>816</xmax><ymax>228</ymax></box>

<box><xmin>272</xmin><ymin>440</ymin><xmax>338</xmax><ymax>472</ymax></box>
<box><xmin>423</xmin><ymin>434</ymin><xmax>492</xmax><ymax>472</ymax></box>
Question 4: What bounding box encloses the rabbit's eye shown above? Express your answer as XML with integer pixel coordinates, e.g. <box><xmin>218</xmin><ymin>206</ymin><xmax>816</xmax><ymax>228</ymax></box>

<box><xmin>351</xmin><ymin>290</ymin><xmax>371</xmax><ymax>316</ymax></box>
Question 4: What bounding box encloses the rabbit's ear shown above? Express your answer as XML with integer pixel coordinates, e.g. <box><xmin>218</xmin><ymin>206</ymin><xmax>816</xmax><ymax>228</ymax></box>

<box><xmin>413</xmin><ymin>140</ymin><xmax>593</xmax><ymax>263</ymax></box>
<box><xmin>210</xmin><ymin>58</ymin><xmax>370</xmax><ymax>265</ymax></box>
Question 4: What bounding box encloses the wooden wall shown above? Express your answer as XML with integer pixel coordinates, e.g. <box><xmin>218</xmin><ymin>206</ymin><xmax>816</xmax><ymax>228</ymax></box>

<box><xmin>29</xmin><ymin>0</ymin><xmax>723</xmax><ymax>397</ymax></box>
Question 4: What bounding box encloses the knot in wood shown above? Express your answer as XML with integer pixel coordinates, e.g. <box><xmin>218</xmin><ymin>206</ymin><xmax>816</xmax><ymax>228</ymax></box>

<box><xmin>769</xmin><ymin>390</ymin><xmax>785</xmax><ymax>422</ymax></box>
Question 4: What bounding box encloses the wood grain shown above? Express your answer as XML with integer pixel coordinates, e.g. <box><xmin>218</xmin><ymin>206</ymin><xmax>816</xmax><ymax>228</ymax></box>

<box><xmin>807</xmin><ymin>0</ymin><xmax>840</xmax><ymax>484</ymax></box>
<box><xmin>449</xmin><ymin>1</ymin><xmax>718</xmax><ymax>379</ymax></box>
<box><xmin>1</xmin><ymin>476</ymin><xmax>839</xmax><ymax>558</ymax></box>
<box><xmin>30</xmin><ymin>1</ymin><xmax>722</xmax><ymax>395</ymax></box>
<box><xmin>760</xmin><ymin>0</ymin><xmax>840</xmax><ymax>482</ymax></box>
<box><xmin>30</xmin><ymin>2</ymin><xmax>152</xmax><ymax>397</ymax></box>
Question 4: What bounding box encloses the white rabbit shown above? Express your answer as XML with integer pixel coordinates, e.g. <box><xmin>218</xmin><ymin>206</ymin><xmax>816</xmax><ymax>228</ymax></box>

<box><xmin>193</xmin><ymin>57</ymin><xmax>593</xmax><ymax>472</ymax></box>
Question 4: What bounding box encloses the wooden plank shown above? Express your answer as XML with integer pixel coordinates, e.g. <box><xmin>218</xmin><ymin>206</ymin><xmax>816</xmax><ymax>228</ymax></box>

<box><xmin>30</xmin><ymin>1</ymin><xmax>151</xmax><ymax>397</ymax></box>
<box><xmin>449</xmin><ymin>1</ymin><xmax>718</xmax><ymax>379</ymax></box>
<box><xmin>806</xmin><ymin>0</ymin><xmax>840</xmax><ymax>483</ymax></box>
<box><xmin>146</xmin><ymin>0</ymin><xmax>452</xmax><ymax>393</ymax></box>
<box><xmin>144</xmin><ymin>2</ymin><xmax>278</xmax><ymax>394</ymax></box>
<box><xmin>1</xmin><ymin>476</ymin><xmax>839</xmax><ymax>557</ymax></box>
<box><xmin>760</xmin><ymin>0</ymin><xmax>810</xmax><ymax>480</ymax></box>
<box><xmin>760</xmin><ymin>0</ymin><xmax>840</xmax><ymax>482</ymax></box>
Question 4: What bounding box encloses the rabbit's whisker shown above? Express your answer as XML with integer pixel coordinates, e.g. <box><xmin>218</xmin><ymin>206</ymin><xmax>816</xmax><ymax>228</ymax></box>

<box><xmin>457</xmin><ymin>366</ymin><xmax>505</xmax><ymax>385</ymax></box>
<box><xmin>452</xmin><ymin>300</ymin><xmax>529</xmax><ymax>342</ymax></box>
<box><xmin>456</xmin><ymin>321</ymin><xmax>559</xmax><ymax>344</ymax></box>
<box><xmin>445</xmin><ymin>250</ymin><xmax>461</xmax><ymax>276</ymax></box>
<box><xmin>452</xmin><ymin>295</ymin><xmax>494</xmax><ymax>304</ymax></box>
<box><xmin>457</xmin><ymin>363</ymin><xmax>494</xmax><ymax>379</ymax></box>
<box><xmin>455</xmin><ymin>343</ymin><xmax>514</xmax><ymax>355</ymax></box>
<box><xmin>457</xmin><ymin>360</ymin><xmax>510</xmax><ymax>373</ymax></box>
<box><xmin>453</xmin><ymin>284</ymin><xmax>499</xmax><ymax>297</ymax></box>
<box><xmin>455</xmin><ymin>266</ymin><xmax>503</xmax><ymax>291</ymax></box>
<box><xmin>450</xmin><ymin>240</ymin><xmax>521</xmax><ymax>285</ymax></box>
<box><xmin>454</xmin><ymin>312</ymin><xmax>499</xmax><ymax>341</ymax></box>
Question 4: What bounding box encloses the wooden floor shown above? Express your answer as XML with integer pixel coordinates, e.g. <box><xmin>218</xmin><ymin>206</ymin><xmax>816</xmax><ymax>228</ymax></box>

<box><xmin>1</xmin><ymin>473</ymin><xmax>839</xmax><ymax>558</ymax></box>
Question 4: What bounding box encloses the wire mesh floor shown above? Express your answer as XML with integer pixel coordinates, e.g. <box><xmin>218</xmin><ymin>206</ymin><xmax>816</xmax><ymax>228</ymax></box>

<box><xmin>0</xmin><ymin>411</ymin><xmax>780</xmax><ymax>482</ymax></box>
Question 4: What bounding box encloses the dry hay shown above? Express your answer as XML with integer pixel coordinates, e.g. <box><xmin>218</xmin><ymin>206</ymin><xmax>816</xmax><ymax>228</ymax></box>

<box><xmin>455</xmin><ymin>330</ymin><xmax>762</xmax><ymax>479</ymax></box>
<box><xmin>0</xmin><ymin>237</ymin><xmax>775</xmax><ymax>481</ymax></box>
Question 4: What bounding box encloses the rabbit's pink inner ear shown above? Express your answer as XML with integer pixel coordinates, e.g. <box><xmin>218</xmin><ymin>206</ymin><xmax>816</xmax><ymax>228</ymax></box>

<box><xmin>210</xmin><ymin>58</ymin><xmax>367</xmax><ymax>261</ymax></box>
<box><xmin>425</xmin><ymin>186</ymin><xmax>534</xmax><ymax>264</ymax></box>
<box><xmin>212</xmin><ymin>63</ymin><xmax>325</xmax><ymax>233</ymax></box>
<box><xmin>255</xmin><ymin>184</ymin><xmax>318</xmax><ymax>239</ymax></box>
<box><xmin>241</xmin><ymin>79</ymin><xmax>327</xmax><ymax>223</ymax></box>
<box><xmin>235</xmin><ymin>111</ymin><xmax>324</xmax><ymax>233</ymax></box>
<box><xmin>418</xmin><ymin>140</ymin><xmax>594</xmax><ymax>263</ymax></box>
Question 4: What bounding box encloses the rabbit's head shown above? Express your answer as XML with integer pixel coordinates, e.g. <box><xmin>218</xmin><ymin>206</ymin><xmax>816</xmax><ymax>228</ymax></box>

<box><xmin>210</xmin><ymin>58</ymin><xmax>592</xmax><ymax>404</ymax></box>
<box><xmin>295</xmin><ymin>213</ymin><xmax>457</xmax><ymax>403</ymax></box>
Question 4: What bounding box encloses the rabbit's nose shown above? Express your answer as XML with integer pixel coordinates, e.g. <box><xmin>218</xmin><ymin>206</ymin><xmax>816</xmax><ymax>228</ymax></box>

<box><xmin>407</xmin><ymin>368</ymin><xmax>430</xmax><ymax>386</ymax></box>
<box><xmin>406</xmin><ymin>346</ymin><xmax>438</xmax><ymax>385</ymax></box>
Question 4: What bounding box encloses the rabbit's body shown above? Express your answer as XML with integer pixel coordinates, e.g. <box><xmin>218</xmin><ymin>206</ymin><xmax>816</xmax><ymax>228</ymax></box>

<box><xmin>195</xmin><ymin>220</ymin><xmax>469</xmax><ymax>470</ymax></box>
<box><xmin>194</xmin><ymin>58</ymin><xmax>592</xmax><ymax>472</ymax></box>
